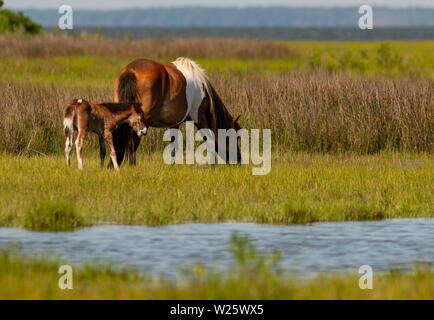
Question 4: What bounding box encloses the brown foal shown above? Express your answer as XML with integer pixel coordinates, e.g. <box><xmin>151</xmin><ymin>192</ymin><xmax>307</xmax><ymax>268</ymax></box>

<box><xmin>63</xmin><ymin>98</ymin><xmax>148</xmax><ymax>170</ymax></box>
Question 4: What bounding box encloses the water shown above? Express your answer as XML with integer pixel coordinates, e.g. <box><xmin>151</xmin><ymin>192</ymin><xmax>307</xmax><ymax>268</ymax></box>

<box><xmin>47</xmin><ymin>26</ymin><xmax>434</xmax><ymax>41</ymax></box>
<box><xmin>0</xmin><ymin>219</ymin><xmax>432</xmax><ymax>278</ymax></box>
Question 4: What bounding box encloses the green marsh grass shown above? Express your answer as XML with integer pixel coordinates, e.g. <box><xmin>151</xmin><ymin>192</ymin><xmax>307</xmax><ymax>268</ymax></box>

<box><xmin>0</xmin><ymin>33</ymin><xmax>432</xmax><ymax>300</ymax></box>
<box><xmin>0</xmin><ymin>35</ymin><xmax>432</xmax><ymax>227</ymax></box>
<box><xmin>0</xmin><ymin>235</ymin><xmax>432</xmax><ymax>299</ymax></box>
<box><xmin>0</xmin><ymin>152</ymin><xmax>431</xmax><ymax>228</ymax></box>
<box><xmin>1</xmin><ymin>73</ymin><xmax>432</xmax><ymax>155</ymax></box>
<box><xmin>1</xmin><ymin>34</ymin><xmax>432</xmax><ymax>76</ymax></box>
<box><xmin>24</xmin><ymin>198</ymin><xmax>88</xmax><ymax>231</ymax></box>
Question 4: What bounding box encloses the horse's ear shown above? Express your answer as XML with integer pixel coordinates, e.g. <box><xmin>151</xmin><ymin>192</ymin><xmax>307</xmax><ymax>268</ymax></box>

<box><xmin>233</xmin><ymin>115</ymin><xmax>240</xmax><ymax>123</ymax></box>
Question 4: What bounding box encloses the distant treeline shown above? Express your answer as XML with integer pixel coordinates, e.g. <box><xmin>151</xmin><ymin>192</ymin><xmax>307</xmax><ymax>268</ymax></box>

<box><xmin>18</xmin><ymin>7</ymin><xmax>434</xmax><ymax>27</ymax></box>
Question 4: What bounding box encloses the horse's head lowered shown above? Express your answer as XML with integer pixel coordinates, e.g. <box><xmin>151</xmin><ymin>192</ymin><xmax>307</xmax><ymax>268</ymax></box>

<box><xmin>232</xmin><ymin>115</ymin><xmax>241</xmax><ymax>131</ymax></box>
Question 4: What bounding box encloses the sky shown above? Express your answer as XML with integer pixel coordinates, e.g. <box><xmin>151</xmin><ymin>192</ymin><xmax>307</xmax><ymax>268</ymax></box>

<box><xmin>5</xmin><ymin>0</ymin><xmax>434</xmax><ymax>9</ymax></box>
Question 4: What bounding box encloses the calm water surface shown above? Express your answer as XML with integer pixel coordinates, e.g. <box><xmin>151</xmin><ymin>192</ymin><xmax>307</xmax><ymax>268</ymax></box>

<box><xmin>0</xmin><ymin>219</ymin><xmax>432</xmax><ymax>278</ymax></box>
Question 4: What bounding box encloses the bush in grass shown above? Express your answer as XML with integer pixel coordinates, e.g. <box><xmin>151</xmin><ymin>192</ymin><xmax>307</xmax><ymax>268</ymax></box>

<box><xmin>308</xmin><ymin>50</ymin><xmax>322</xmax><ymax>69</ymax></box>
<box><xmin>24</xmin><ymin>199</ymin><xmax>87</xmax><ymax>231</ymax></box>
<box><xmin>0</xmin><ymin>1</ymin><xmax>41</xmax><ymax>35</ymax></box>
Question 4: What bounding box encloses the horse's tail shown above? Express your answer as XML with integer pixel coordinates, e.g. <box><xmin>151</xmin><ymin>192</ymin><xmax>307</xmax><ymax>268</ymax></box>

<box><xmin>63</xmin><ymin>105</ymin><xmax>75</xmax><ymax>137</ymax></box>
<box><xmin>114</xmin><ymin>70</ymin><xmax>139</xmax><ymax>165</ymax></box>
<box><xmin>117</xmin><ymin>70</ymin><xmax>138</xmax><ymax>102</ymax></box>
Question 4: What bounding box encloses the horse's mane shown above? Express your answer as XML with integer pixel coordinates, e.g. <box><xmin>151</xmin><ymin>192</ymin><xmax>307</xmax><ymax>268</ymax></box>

<box><xmin>208</xmin><ymin>84</ymin><xmax>234</xmax><ymax>130</ymax></box>
<box><xmin>172</xmin><ymin>57</ymin><xmax>233</xmax><ymax>131</ymax></box>
<box><xmin>172</xmin><ymin>57</ymin><xmax>212</xmax><ymax>103</ymax></box>
<box><xmin>172</xmin><ymin>57</ymin><xmax>215</xmax><ymax>112</ymax></box>
<box><xmin>100</xmin><ymin>102</ymin><xmax>142</xmax><ymax>114</ymax></box>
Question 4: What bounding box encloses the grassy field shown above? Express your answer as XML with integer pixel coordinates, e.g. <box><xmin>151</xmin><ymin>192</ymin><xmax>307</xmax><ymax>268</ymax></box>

<box><xmin>0</xmin><ymin>34</ymin><xmax>432</xmax><ymax>299</ymax></box>
<box><xmin>1</xmin><ymin>235</ymin><xmax>432</xmax><ymax>300</ymax></box>
<box><xmin>0</xmin><ymin>152</ymin><xmax>432</xmax><ymax>228</ymax></box>
<box><xmin>1</xmin><ymin>34</ymin><xmax>432</xmax><ymax>76</ymax></box>
<box><xmin>1</xmin><ymin>35</ymin><xmax>434</xmax><ymax>81</ymax></box>
<box><xmin>0</xmin><ymin>35</ymin><xmax>432</xmax><ymax>228</ymax></box>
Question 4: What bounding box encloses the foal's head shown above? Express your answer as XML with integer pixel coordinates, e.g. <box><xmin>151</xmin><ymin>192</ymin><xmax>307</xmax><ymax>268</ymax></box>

<box><xmin>126</xmin><ymin>103</ymin><xmax>148</xmax><ymax>137</ymax></box>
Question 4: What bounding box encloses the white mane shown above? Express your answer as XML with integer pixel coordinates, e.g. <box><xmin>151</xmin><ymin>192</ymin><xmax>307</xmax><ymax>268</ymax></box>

<box><xmin>171</xmin><ymin>57</ymin><xmax>214</xmax><ymax>124</ymax></box>
<box><xmin>172</xmin><ymin>57</ymin><xmax>213</xmax><ymax>105</ymax></box>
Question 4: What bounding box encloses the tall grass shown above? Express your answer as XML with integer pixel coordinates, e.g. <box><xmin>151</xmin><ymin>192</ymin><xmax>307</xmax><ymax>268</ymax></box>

<box><xmin>0</xmin><ymin>82</ymin><xmax>107</xmax><ymax>154</ymax></box>
<box><xmin>0</xmin><ymin>33</ymin><xmax>297</xmax><ymax>60</ymax></box>
<box><xmin>0</xmin><ymin>72</ymin><xmax>432</xmax><ymax>155</ymax></box>
<box><xmin>0</xmin><ymin>36</ymin><xmax>431</xmax><ymax>154</ymax></box>
<box><xmin>231</xmin><ymin>72</ymin><xmax>433</xmax><ymax>154</ymax></box>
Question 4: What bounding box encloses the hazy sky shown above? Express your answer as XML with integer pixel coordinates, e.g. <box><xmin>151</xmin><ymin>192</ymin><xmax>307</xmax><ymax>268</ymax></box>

<box><xmin>5</xmin><ymin>0</ymin><xmax>434</xmax><ymax>9</ymax></box>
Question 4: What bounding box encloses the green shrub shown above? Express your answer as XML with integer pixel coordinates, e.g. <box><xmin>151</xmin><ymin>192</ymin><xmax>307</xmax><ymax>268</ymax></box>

<box><xmin>284</xmin><ymin>201</ymin><xmax>319</xmax><ymax>224</ymax></box>
<box><xmin>0</xmin><ymin>1</ymin><xmax>41</xmax><ymax>35</ymax></box>
<box><xmin>376</xmin><ymin>43</ymin><xmax>403</xmax><ymax>70</ymax></box>
<box><xmin>229</xmin><ymin>234</ymin><xmax>282</xmax><ymax>275</ymax></box>
<box><xmin>308</xmin><ymin>50</ymin><xmax>322</xmax><ymax>69</ymax></box>
<box><xmin>24</xmin><ymin>199</ymin><xmax>88</xmax><ymax>231</ymax></box>
<box><xmin>339</xmin><ymin>51</ymin><xmax>353</xmax><ymax>69</ymax></box>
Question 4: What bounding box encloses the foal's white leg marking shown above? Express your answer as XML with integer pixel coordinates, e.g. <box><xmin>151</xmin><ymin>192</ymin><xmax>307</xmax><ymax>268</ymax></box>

<box><xmin>75</xmin><ymin>138</ymin><xmax>82</xmax><ymax>170</ymax></box>
<box><xmin>65</xmin><ymin>135</ymin><xmax>73</xmax><ymax>167</ymax></box>
<box><xmin>75</xmin><ymin>134</ymin><xmax>84</xmax><ymax>170</ymax></box>
<box><xmin>63</xmin><ymin>118</ymin><xmax>74</xmax><ymax>167</ymax></box>
<box><xmin>104</xmin><ymin>131</ymin><xmax>119</xmax><ymax>170</ymax></box>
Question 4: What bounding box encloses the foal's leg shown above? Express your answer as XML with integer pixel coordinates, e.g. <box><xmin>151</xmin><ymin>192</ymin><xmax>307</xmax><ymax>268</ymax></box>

<box><xmin>98</xmin><ymin>134</ymin><xmax>106</xmax><ymax>168</ymax></box>
<box><xmin>105</xmin><ymin>131</ymin><xmax>119</xmax><ymax>170</ymax></box>
<box><xmin>75</xmin><ymin>130</ymin><xmax>86</xmax><ymax>170</ymax></box>
<box><xmin>65</xmin><ymin>131</ymin><xmax>74</xmax><ymax>167</ymax></box>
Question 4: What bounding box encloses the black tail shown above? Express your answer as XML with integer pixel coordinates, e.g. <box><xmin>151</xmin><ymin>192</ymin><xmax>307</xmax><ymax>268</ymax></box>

<box><xmin>113</xmin><ymin>71</ymin><xmax>140</xmax><ymax>166</ymax></box>
<box><xmin>117</xmin><ymin>71</ymin><xmax>138</xmax><ymax>101</ymax></box>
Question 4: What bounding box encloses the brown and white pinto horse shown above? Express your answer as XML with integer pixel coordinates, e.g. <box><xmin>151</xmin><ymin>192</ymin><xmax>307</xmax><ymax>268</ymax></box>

<box><xmin>111</xmin><ymin>57</ymin><xmax>241</xmax><ymax>166</ymax></box>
